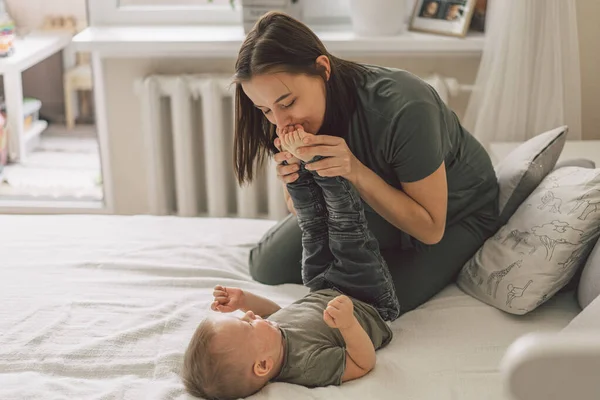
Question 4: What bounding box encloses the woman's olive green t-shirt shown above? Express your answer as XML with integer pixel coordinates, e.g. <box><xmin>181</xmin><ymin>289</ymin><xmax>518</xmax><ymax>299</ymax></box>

<box><xmin>346</xmin><ymin>65</ymin><xmax>498</xmax><ymax>242</ymax></box>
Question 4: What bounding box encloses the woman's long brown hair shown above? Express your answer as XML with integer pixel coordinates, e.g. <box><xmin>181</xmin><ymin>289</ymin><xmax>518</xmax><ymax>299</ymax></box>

<box><xmin>233</xmin><ymin>11</ymin><xmax>367</xmax><ymax>185</ymax></box>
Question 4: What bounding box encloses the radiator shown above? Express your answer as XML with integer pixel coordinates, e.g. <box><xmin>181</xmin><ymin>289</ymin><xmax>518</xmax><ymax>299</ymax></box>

<box><xmin>137</xmin><ymin>74</ymin><xmax>287</xmax><ymax>220</ymax></box>
<box><xmin>136</xmin><ymin>74</ymin><xmax>452</xmax><ymax>220</ymax></box>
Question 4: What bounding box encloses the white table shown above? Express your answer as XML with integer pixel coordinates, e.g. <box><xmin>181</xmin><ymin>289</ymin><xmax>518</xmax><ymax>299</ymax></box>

<box><xmin>490</xmin><ymin>140</ymin><xmax>600</xmax><ymax>168</ymax></box>
<box><xmin>72</xmin><ymin>25</ymin><xmax>485</xmax><ymax>57</ymax></box>
<box><xmin>0</xmin><ymin>33</ymin><xmax>72</xmax><ymax>162</ymax></box>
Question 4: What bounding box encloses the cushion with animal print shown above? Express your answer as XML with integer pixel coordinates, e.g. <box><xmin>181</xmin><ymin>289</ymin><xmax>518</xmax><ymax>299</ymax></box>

<box><xmin>457</xmin><ymin>167</ymin><xmax>600</xmax><ymax>315</ymax></box>
<box><xmin>578</xmin><ymin>237</ymin><xmax>600</xmax><ymax>309</ymax></box>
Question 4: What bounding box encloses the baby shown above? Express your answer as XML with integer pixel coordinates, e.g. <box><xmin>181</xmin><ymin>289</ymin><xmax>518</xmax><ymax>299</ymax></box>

<box><xmin>182</xmin><ymin>127</ymin><xmax>401</xmax><ymax>399</ymax></box>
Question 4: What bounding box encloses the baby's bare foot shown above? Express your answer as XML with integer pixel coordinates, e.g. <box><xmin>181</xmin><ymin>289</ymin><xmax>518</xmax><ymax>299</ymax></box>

<box><xmin>281</xmin><ymin>128</ymin><xmax>315</xmax><ymax>163</ymax></box>
<box><xmin>276</xmin><ymin>129</ymin><xmax>301</xmax><ymax>165</ymax></box>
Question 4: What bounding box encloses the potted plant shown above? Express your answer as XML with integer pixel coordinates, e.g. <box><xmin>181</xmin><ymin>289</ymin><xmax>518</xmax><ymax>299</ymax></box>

<box><xmin>349</xmin><ymin>0</ymin><xmax>406</xmax><ymax>36</ymax></box>
<box><xmin>210</xmin><ymin>0</ymin><xmax>303</xmax><ymax>34</ymax></box>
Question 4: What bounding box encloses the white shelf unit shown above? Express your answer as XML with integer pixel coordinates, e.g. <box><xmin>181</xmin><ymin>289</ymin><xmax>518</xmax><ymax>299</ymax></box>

<box><xmin>0</xmin><ymin>33</ymin><xmax>72</xmax><ymax>162</ymax></box>
<box><xmin>72</xmin><ymin>25</ymin><xmax>486</xmax><ymax>57</ymax></box>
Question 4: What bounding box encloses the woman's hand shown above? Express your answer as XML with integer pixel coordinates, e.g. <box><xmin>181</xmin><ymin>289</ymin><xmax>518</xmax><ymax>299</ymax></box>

<box><xmin>273</xmin><ymin>126</ymin><xmax>302</xmax><ymax>214</ymax></box>
<box><xmin>295</xmin><ymin>131</ymin><xmax>363</xmax><ymax>184</ymax></box>
<box><xmin>273</xmin><ymin>126</ymin><xmax>301</xmax><ymax>184</ymax></box>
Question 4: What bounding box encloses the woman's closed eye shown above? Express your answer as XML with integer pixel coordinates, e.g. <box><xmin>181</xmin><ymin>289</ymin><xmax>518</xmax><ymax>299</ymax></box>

<box><xmin>261</xmin><ymin>99</ymin><xmax>296</xmax><ymax>115</ymax></box>
<box><xmin>282</xmin><ymin>99</ymin><xmax>296</xmax><ymax>109</ymax></box>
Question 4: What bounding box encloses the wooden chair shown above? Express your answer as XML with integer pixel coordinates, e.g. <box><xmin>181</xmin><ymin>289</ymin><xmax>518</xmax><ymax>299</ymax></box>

<box><xmin>64</xmin><ymin>56</ymin><xmax>93</xmax><ymax>130</ymax></box>
<box><xmin>42</xmin><ymin>15</ymin><xmax>93</xmax><ymax>130</ymax></box>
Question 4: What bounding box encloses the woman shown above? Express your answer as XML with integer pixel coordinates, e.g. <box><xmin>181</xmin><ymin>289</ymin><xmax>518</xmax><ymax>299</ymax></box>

<box><xmin>233</xmin><ymin>12</ymin><xmax>499</xmax><ymax>314</ymax></box>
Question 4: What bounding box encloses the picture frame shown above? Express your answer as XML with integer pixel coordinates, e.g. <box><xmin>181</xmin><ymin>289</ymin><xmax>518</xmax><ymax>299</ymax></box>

<box><xmin>408</xmin><ymin>0</ymin><xmax>477</xmax><ymax>38</ymax></box>
<box><xmin>469</xmin><ymin>0</ymin><xmax>487</xmax><ymax>32</ymax></box>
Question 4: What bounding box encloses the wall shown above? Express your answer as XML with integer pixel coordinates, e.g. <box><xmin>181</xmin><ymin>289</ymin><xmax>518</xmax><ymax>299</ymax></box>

<box><xmin>5</xmin><ymin>0</ymin><xmax>88</xmax><ymax>32</ymax></box>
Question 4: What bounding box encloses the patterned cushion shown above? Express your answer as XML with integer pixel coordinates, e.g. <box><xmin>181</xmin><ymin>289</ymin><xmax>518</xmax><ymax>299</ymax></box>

<box><xmin>578</xmin><ymin>238</ymin><xmax>600</xmax><ymax>309</ymax></box>
<box><xmin>552</xmin><ymin>158</ymin><xmax>596</xmax><ymax>294</ymax></box>
<box><xmin>457</xmin><ymin>167</ymin><xmax>600</xmax><ymax>315</ymax></box>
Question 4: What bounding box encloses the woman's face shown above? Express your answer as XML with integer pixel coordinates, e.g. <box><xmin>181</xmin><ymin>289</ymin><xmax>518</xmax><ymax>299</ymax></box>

<box><xmin>426</xmin><ymin>2</ymin><xmax>438</xmax><ymax>15</ymax></box>
<box><xmin>241</xmin><ymin>61</ymin><xmax>328</xmax><ymax>135</ymax></box>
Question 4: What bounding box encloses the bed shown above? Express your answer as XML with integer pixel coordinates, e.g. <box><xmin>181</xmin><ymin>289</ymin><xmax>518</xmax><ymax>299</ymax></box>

<box><xmin>0</xmin><ymin>214</ymin><xmax>582</xmax><ymax>400</ymax></box>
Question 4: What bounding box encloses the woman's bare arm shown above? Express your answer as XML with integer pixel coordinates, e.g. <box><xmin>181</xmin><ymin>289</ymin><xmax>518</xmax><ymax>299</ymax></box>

<box><xmin>352</xmin><ymin>161</ymin><xmax>448</xmax><ymax>245</ymax></box>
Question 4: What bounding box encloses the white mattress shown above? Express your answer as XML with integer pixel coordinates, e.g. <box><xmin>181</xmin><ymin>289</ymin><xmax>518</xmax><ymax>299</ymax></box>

<box><xmin>0</xmin><ymin>215</ymin><xmax>581</xmax><ymax>400</ymax></box>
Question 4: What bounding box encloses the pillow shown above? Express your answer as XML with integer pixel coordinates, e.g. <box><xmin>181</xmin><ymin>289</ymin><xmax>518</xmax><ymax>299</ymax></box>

<box><xmin>578</xmin><ymin>238</ymin><xmax>600</xmax><ymax>309</ymax></box>
<box><xmin>457</xmin><ymin>167</ymin><xmax>600</xmax><ymax>315</ymax></box>
<box><xmin>555</xmin><ymin>158</ymin><xmax>596</xmax><ymax>170</ymax></box>
<box><xmin>551</xmin><ymin>158</ymin><xmax>596</xmax><ymax>294</ymax></box>
<box><xmin>495</xmin><ymin>126</ymin><xmax>567</xmax><ymax>226</ymax></box>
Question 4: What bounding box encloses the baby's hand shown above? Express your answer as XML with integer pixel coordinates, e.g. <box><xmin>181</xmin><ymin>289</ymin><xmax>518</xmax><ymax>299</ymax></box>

<box><xmin>211</xmin><ymin>285</ymin><xmax>245</xmax><ymax>313</ymax></box>
<box><xmin>323</xmin><ymin>295</ymin><xmax>355</xmax><ymax>330</ymax></box>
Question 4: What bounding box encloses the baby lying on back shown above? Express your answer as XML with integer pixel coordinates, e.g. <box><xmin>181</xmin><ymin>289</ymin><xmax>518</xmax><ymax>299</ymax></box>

<box><xmin>181</xmin><ymin>285</ymin><xmax>392</xmax><ymax>399</ymax></box>
<box><xmin>182</xmin><ymin>127</ymin><xmax>400</xmax><ymax>399</ymax></box>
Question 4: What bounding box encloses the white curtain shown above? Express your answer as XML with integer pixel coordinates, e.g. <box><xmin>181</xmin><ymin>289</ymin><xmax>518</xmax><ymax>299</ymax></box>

<box><xmin>463</xmin><ymin>0</ymin><xmax>582</xmax><ymax>148</ymax></box>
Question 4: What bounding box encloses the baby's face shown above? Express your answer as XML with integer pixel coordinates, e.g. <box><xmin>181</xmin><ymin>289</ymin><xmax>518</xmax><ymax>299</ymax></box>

<box><xmin>212</xmin><ymin>311</ymin><xmax>282</xmax><ymax>354</ymax></box>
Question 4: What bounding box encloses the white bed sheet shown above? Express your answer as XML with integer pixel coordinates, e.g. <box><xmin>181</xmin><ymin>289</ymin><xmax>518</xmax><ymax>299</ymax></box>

<box><xmin>0</xmin><ymin>215</ymin><xmax>581</xmax><ymax>400</ymax></box>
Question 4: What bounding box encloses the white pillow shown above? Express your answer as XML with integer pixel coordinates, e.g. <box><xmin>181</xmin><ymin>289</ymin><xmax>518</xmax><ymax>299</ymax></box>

<box><xmin>457</xmin><ymin>167</ymin><xmax>600</xmax><ymax>315</ymax></box>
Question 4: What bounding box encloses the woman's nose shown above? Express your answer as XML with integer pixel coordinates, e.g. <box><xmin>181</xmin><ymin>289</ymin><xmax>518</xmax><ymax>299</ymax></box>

<box><xmin>273</xmin><ymin>109</ymin><xmax>290</xmax><ymax>128</ymax></box>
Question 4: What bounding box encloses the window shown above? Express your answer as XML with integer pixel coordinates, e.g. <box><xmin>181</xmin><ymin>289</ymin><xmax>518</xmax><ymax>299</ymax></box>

<box><xmin>88</xmin><ymin>0</ymin><xmax>240</xmax><ymax>26</ymax></box>
<box><xmin>118</xmin><ymin>0</ymin><xmax>233</xmax><ymax>7</ymax></box>
<box><xmin>88</xmin><ymin>0</ymin><xmax>350</xmax><ymax>27</ymax></box>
